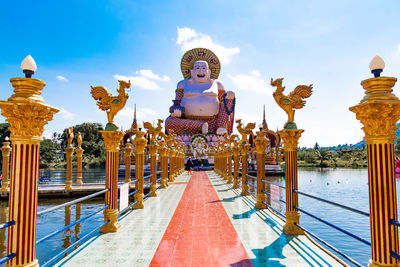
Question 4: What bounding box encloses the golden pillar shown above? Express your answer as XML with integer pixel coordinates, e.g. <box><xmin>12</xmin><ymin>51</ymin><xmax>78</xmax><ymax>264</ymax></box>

<box><xmin>148</xmin><ymin>143</ymin><xmax>158</xmax><ymax>197</ymax></box>
<box><xmin>171</xmin><ymin>148</ymin><xmax>176</xmax><ymax>181</ymax></box>
<box><xmin>350</xmin><ymin>65</ymin><xmax>400</xmax><ymax>266</ymax></box>
<box><xmin>227</xmin><ymin>147</ymin><xmax>233</xmax><ymax>183</ymax></box>
<box><xmin>123</xmin><ymin>143</ymin><xmax>132</xmax><ymax>184</ymax></box>
<box><xmin>158</xmin><ymin>142</ymin><xmax>168</xmax><ymax>188</ymax></box>
<box><xmin>254</xmin><ymin>131</ymin><xmax>267</xmax><ymax>209</ymax></box>
<box><xmin>240</xmin><ymin>143</ymin><xmax>250</xmax><ymax>196</ymax></box>
<box><xmin>168</xmin><ymin>148</ymin><xmax>173</xmax><ymax>182</ymax></box>
<box><xmin>99</xmin><ymin>130</ymin><xmax>123</xmax><ymax>232</ymax></box>
<box><xmin>0</xmin><ymin>141</ymin><xmax>11</xmax><ymax>192</ymax></box>
<box><xmin>279</xmin><ymin>129</ymin><xmax>304</xmax><ymax>235</ymax></box>
<box><xmin>132</xmin><ymin>131</ymin><xmax>146</xmax><ymax>209</ymax></box>
<box><xmin>223</xmin><ymin>148</ymin><xmax>228</xmax><ymax>180</ymax></box>
<box><xmin>75</xmin><ymin>148</ymin><xmax>84</xmax><ymax>185</ymax></box>
<box><xmin>64</xmin><ymin>146</ymin><xmax>74</xmax><ymax>191</ymax></box>
<box><xmin>232</xmin><ymin>143</ymin><xmax>240</xmax><ymax>189</ymax></box>
<box><xmin>0</xmin><ymin>69</ymin><xmax>58</xmax><ymax>267</ymax></box>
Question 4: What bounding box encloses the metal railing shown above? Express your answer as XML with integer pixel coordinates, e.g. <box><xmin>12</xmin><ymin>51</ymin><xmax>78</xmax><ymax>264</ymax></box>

<box><xmin>37</xmin><ymin>189</ymin><xmax>109</xmax><ymax>216</ymax></box>
<box><xmin>41</xmin><ymin>220</ymin><xmax>110</xmax><ymax>267</ymax></box>
<box><xmin>295</xmin><ymin>190</ymin><xmax>369</xmax><ymax>217</ymax></box>
<box><xmin>295</xmin><ymin>223</ymin><xmax>363</xmax><ymax>267</ymax></box>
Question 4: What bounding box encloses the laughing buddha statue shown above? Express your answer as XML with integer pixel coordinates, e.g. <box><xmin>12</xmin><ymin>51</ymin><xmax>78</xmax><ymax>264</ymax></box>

<box><xmin>165</xmin><ymin>48</ymin><xmax>236</xmax><ymax>135</ymax></box>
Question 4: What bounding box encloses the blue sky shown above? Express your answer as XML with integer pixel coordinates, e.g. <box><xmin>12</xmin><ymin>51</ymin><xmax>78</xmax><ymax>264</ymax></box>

<box><xmin>1</xmin><ymin>0</ymin><xmax>400</xmax><ymax>147</ymax></box>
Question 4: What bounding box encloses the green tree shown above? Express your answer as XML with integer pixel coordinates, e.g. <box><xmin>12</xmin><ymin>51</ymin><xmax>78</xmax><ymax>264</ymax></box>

<box><xmin>40</xmin><ymin>139</ymin><xmax>58</xmax><ymax>166</ymax></box>
<box><xmin>315</xmin><ymin>148</ymin><xmax>331</xmax><ymax>167</ymax></box>
<box><xmin>60</xmin><ymin>123</ymin><xmax>106</xmax><ymax>168</ymax></box>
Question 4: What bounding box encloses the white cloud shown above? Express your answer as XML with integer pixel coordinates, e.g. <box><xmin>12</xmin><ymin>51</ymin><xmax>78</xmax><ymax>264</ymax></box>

<box><xmin>228</xmin><ymin>70</ymin><xmax>271</xmax><ymax>94</ymax></box>
<box><xmin>56</xmin><ymin>75</ymin><xmax>68</xmax><ymax>82</ymax></box>
<box><xmin>57</xmin><ymin>108</ymin><xmax>76</xmax><ymax>120</ymax></box>
<box><xmin>176</xmin><ymin>27</ymin><xmax>240</xmax><ymax>65</ymax></box>
<box><xmin>113</xmin><ymin>69</ymin><xmax>170</xmax><ymax>91</ymax></box>
<box><xmin>137</xmin><ymin>70</ymin><xmax>171</xmax><ymax>82</ymax></box>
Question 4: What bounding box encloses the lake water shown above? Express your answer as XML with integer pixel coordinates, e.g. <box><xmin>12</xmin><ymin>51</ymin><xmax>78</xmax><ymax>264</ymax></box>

<box><xmin>0</xmin><ymin>168</ymin><xmax>396</xmax><ymax>266</ymax></box>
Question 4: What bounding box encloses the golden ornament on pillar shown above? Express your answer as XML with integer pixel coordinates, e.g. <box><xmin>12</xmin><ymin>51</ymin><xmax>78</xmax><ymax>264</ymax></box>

<box><xmin>271</xmin><ymin>77</ymin><xmax>313</xmax><ymax>129</ymax></box>
<box><xmin>350</xmin><ymin>55</ymin><xmax>400</xmax><ymax>267</ymax></box>
<box><xmin>90</xmin><ymin>80</ymin><xmax>131</xmax><ymax>131</ymax></box>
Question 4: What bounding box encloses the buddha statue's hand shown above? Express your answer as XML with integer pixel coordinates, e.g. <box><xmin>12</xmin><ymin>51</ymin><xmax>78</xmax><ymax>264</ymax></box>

<box><xmin>171</xmin><ymin>109</ymin><xmax>182</xmax><ymax>118</ymax></box>
<box><xmin>226</xmin><ymin>91</ymin><xmax>235</xmax><ymax>99</ymax></box>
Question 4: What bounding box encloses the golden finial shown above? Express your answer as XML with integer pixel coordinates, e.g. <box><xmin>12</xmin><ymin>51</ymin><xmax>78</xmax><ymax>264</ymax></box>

<box><xmin>271</xmin><ymin>77</ymin><xmax>313</xmax><ymax>129</ymax></box>
<box><xmin>90</xmin><ymin>80</ymin><xmax>131</xmax><ymax>131</ymax></box>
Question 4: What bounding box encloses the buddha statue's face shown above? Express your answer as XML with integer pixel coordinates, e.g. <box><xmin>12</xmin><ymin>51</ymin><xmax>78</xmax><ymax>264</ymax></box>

<box><xmin>191</xmin><ymin>61</ymin><xmax>211</xmax><ymax>83</ymax></box>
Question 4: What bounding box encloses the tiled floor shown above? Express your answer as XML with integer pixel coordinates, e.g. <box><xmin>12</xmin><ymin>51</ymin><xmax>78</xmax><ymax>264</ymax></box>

<box><xmin>57</xmin><ymin>171</ymin><xmax>344</xmax><ymax>267</ymax></box>
<box><xmin>55</xmin><ymin>174</ymin><xmax>191</xmax><ymax>267</ymax></box>
<box><xmin>150</xmin><ymin>171</ymin><xmax>251</xmax><ymax>267</ymax></box>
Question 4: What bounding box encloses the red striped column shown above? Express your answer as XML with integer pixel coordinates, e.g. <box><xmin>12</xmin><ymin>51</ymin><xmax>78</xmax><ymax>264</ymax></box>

<box><xmin>350</xmin><ymin>76</ymin><xmax>400</xmax><ymax>266</ymax></box>
<box><xmin>279</xmin><ymin>129</ymin><xmax>304</xmax><ymax>235</ymax></box>
<box><xmin>0</xmin><ymin>77</ymin><xmax>58</xmax><ymax>267</ymax></box>
<box><xmin>100</xmin><ymin>130</ymin><xmax>123</xmax><ymax>232</ymax></box>
<box><xmin>133</xmin><ymin>131</ymin><xmax>146</xmax><ymax>209</ymax></box>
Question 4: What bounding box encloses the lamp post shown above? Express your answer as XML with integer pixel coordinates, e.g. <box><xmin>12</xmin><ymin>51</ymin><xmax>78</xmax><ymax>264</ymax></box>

<box><xmin>350</xmin><ymin>55</ymin><xmax>400</xmax><ymax>267</ymax></box>
<box><xmin>232</xmin><ymin>140</ymin><xmax>240</xmax><ymax>189</ymax></box>
<box><xmin>0</xmin><ymin>55</ymin><xmax>58</xmax><ymax>267</ymax></box>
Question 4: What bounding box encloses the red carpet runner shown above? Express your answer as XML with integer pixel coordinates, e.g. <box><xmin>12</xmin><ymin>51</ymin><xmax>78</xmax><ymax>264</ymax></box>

<box><xmin>150</xmin><ymin>171</ymin><xmax>253</xmax><ymax>266</ymax></box>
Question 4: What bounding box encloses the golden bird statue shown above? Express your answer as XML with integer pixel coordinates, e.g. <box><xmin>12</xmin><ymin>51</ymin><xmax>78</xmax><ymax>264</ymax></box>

<box><xmin>144</xmin><ymin>119</ymin><xmax>164</xmax><ymax>143</ymax></box>
<box><xmin>236</xmin><ymin>119</ymin><xmax>255</xmax><ymax>144</ymax></box>
<box><xmin>90</xmin><ymin>80</ymin><xmax>131</xmax><ymax>131</ymax></box>
<box><xmin>271</xmin><ymin>78</ymin><xmax>313</xmax><ymax>129</ymax></box>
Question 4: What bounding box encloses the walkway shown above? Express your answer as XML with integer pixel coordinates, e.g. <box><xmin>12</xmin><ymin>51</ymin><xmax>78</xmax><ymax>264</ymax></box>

<box><xmin>56</xmin><ymin>172</ymin><xmax>344</xmax><ymax>267</ymax></box>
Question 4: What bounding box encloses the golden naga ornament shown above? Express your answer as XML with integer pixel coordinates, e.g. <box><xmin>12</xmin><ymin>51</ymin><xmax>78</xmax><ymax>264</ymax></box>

<box><xmin>90</xmin><ymin>80</ymin><xmax>131</xmax><ymax>131</ymax></box>
<box><xmin>144</xmin><ymin>119</ymin><xmax>164</xmax><ymax>143</ymax></box>
<box><xmin>271</xmin><ymin>78</ymin><xmax>313</xmax><ymax>129</ymax></box>
<box><xmin>236</xmin><ymin>119</ymin><xmax>255</xmax><ymax>144</ymax></box>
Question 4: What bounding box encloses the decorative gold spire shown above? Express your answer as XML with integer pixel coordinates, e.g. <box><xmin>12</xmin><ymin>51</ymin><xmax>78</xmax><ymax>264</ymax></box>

<box><xmin>131</xmin><ymin>103</ymin><xmax>138</xmax><ymax>131</ymax></box>
<box><xmin>262</xmin><ymin>104</ymin><xmax>268</xmax><ymax>130</ymax></box>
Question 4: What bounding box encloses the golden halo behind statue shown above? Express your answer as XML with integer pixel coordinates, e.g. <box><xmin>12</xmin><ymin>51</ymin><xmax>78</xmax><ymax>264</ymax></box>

<box><xmin>180</xmin><ymin>48</ymin><xmax>221</xmax><ymax>79</ymax></box>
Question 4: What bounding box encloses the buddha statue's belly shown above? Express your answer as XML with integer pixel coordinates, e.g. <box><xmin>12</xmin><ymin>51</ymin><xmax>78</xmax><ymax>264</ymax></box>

<box><xmin>181</xmin><ymin>94</ymin><xmax>219</xmax><ymax>117</ymax></box>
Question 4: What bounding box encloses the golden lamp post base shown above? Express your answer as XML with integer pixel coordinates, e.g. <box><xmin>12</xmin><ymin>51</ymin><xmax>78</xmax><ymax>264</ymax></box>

<box><xmin>232</xmin><ymin>179</ymin><xmax>240</xmax><ymax>189</ymax></box>
<box><xmin>149</xmin><ymin>184</ymin><xmax>158</xmax><ymax>197</ymax></box>
<box><xmin>100</xmin><ymin>209</ymin><xmax>121</xmax><ymax>233</ymax></box>
<box><xmin>255</xmin><ymin>193</ymin><xmax>267</xmax><ymax>209</ymax></box>
<box><xmin>133</xmin><ymin>193</ymin><xmax>144</xmax><ymax>209</ymax></box>
<box><xmin>241</xmin><ymin>184</ymin><xmax>249</xmax><ymax>196</ymax></box>
<box><xmin>75</xmin><ymin>178</ymin><xmax>83</xmax><ymax>185</ymax></box>
<box><xmin>283</xmin><ymin>211</ymin><xmax>304</xmax><ymax>235</ymax></box>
